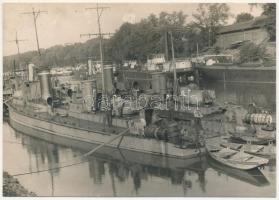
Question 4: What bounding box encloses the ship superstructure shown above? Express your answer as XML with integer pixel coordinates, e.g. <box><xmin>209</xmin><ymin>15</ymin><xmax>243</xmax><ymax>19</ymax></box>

<box><xmin>5</xmin><ymin>5</ymin><xmax>227</xmax><ymax>160</ymax></box>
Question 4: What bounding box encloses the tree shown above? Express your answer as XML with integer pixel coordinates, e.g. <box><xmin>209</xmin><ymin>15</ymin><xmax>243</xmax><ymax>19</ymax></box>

<box><xmin>193</xmin><ymin>3</ymin><xmax>232</xmax><ymax>47</ymax></box>
<box><xmin>262</xmin><ymin>3</ymin><xmax>276</xmax><ymax>41</ymax></box>
<box><xmin>250</xmin><ymin>3</ymin><xmax>276</xmax><ymax>41</ymax></box>
<box><xmin>261</xmin><ymin>3</ymin><xmax>276</xmax><ymax>16</ymax></box>
<box><xmin>158</xmin><ymin>11</ymin><xmax>188</xmax><ymax>59</ymax></box>
<box><xmin>184</xmin><ymin>23</ymin><xmax>202</xmax><ymax>56</ymax></box>
<box><xmin>107</xmin><ymin>11</ymin><xmax>188</xmax><ymax>63</ymax></box>
<box><xmin>158</xmin><ymin>11</ymin><xmax>187</xmax><ymax>27</ymax></box>
<box><xmin>235</xmin><ymin>13</ymin><xmax>254</xmax><ymax>23</ymax></box>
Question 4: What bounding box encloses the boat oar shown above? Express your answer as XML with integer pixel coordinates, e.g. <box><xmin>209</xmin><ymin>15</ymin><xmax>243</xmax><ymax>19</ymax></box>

<box><xmin>83</xmin><ymin>128</ymin><xmax>129</xmax><ymax>157</ymax></box>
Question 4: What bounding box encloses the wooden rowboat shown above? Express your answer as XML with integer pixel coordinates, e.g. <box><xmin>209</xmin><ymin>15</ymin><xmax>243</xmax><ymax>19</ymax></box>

<box><xmin>207</xmin><ymin>156</ymin><xmax>270</xmax><ymax>187</ymax></box>
<box><xmin>220</xmin><ymin>142</ymin><xmax>276</xmax><ymax>159</ymax></box>
<box><xmin>205</xmin><ymin>144</ymin><xmax>269</xmax><ymax>170</ymax></box>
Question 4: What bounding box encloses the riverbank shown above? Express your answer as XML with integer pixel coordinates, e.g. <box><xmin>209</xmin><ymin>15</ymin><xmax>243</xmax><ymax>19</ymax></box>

<box><xmin>3</xmin><ymin>171</ymin><xmax>36</xmax><ymax>197</ymax></box>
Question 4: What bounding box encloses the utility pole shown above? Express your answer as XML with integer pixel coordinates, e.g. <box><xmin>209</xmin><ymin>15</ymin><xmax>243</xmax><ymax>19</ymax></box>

<box><xmin>84</xmin><ymin>4</ymin><xmax>110</xmax><ymax>95</ymax></box>
<box><xmin>9</xmin><ymin>31</ymin><xmax>28</xmax><ymax>70</ymax></box>
<box><xmin>169</xmin><ymin>31</ymin><xmax>177</xmax><ymax>97</ymax></box>
<box><xmin>21</xmin><ymin>8</ymin><xmax>47</xmax><ymax>56</ymax></box>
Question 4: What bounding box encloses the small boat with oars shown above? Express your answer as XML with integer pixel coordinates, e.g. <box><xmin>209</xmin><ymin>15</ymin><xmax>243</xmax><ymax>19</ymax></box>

<box><xmin>205</xmin><ymin>143</ymin><xmax>269</xmax><ymax>170</ymax></box>
<box><xmin>220</xmin><ymin>141</ymin><xmax>276</xmax><ymax>160</ymax></box>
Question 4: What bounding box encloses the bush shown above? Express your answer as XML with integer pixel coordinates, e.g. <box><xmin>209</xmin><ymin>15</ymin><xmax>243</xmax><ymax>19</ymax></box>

<box><xmin>239</xmin><ymin>42</ymin><xmax>267</xmax><ymax>63</ymax></box>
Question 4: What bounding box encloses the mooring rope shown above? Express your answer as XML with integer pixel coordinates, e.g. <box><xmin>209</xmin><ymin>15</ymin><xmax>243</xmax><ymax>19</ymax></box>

<box><xmin>11</xmin><ymin>129</ymin><xmax>129</xmax><ymax>177</ymax></box>
<box><xmin>12</xmin><ymin>160</ymin><xmax>87</xmax><ymax>177</ymax></box>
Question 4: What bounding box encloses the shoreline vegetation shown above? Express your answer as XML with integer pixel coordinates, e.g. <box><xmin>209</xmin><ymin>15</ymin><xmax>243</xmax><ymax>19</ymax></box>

<box><xmin>3</xmin><ymin>171</ymin><xmax>36</xmax><ymax>197</ymax></box>
<box><xmin>3</xmin><ymin>4</ymin><xmax>275</xmax><ymax>72</ymax></box>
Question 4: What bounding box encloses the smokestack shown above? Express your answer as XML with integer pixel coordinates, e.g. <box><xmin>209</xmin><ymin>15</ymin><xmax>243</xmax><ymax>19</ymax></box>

<box><xmin>88</xmin><ymin>58</ymin><xmax>92</xmax><ymax>76</ymax></box>
<box><xmin>38</xmin><ymin>68</ymin><xmax>52</xmax><ymax>105</ymax></box>
<box><xmin>28</xmin><ymin>63</ymin><xmax>35</xmax><ymax>81</ymax></box>
<box><xmin>103</xmin><ymin>65</ymin><xmax>114</xmax><ymax>94</ymax></box>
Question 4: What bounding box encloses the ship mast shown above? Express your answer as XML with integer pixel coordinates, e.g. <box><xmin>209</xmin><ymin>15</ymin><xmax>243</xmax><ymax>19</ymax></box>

<box><xmin>21</xmin><ymin>8</ymin><xmax>47</xmax><ymax>56</ymax></box>
<box><xmin>83</xmin><ymin>4</ymin><xmax>111</xmax><ymax>95</ymax></box>
<box><xmin>152</xmin><ymin>26</ymin><xmax>184</xmax><ymax>96</ymax></box>
<box><xmin>169</xmin><ymin>31</ymin><xmax>178</xmax><ymax>96</ymax></box>
<box><xmin>9</xmin><ymin>31</ymin><xmax>27</xmax><ymax>73</ymax></box>
<box><xmin>13</xmin><ymin>31</ymin><xmax>28</xmax><ymax>58</ymax></box>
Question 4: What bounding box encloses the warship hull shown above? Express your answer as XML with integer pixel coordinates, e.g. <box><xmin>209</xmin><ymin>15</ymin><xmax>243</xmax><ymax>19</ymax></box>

<box><xmin>8</xmin><ymin>104</ymin><xmax>205</xmax><ymax>160</ymax></box>
<box><xmin>197</xmin><ymin>65</ymin><xmax>276</xmax><ymax>84</ymax></box>
<box><xmin>8</xmin><ymin>120</ymin><xmax>206</xmax><ymax>171</ymax></box>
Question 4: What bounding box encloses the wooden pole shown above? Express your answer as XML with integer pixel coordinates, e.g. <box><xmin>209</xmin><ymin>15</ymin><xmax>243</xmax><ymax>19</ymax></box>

<box><xmin>32</xmin><ymin>8</ymin><xmax>41</xmax><ymax>56</ymax></box>
<box><xmin>9</xmin><ymin>32</ymin><xmax>27</xmax><ymax>68</ymax></box>
<box><xmin>83</xmin><ymin>129</ymin><xmax>129</xmax><ymax>157</ymax></box>
<box><xmin>164</xmin><ymin>31</ymin><xmax>169</xmax><ymax>61</ymax></box>
<box><xmin>96</xmin><ymin>6</ymin><xmax>105</xmax><ymax>94</ymax></box>
<box><xmin>13</xmin><ymin>60</ymin><xmax>16</xmax><ymax>77</ymax></box>
<box><xmin>21</xmin><ymin>8</ymin><xmax>47</xmax><ymax>56</ymax></box>
<box><xmin>85</xmin><ymin>4</ymin><xmax>110</xmax><ymax>95</ymax></box>
<box><xmin>170</xmin><ymin>31</ymin><xmax>177</xmax><ymax>96</ymax></box>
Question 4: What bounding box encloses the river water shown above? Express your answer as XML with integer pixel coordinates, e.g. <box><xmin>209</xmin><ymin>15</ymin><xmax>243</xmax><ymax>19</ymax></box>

<box><xmin>3</xmin><ymin>82</ymin><xmax>276</xmax><ymax>197</ymax></box>
<box><xmin>3</xmin><ymin>120</ymin><xmax>276</xmax><ymax>197</ymax></box>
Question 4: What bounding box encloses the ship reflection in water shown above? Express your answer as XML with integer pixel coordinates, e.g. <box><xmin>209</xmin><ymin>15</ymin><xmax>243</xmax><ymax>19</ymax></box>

<box><xmin>3</xmin><ymin>122</ymin><xmax>275</xmax><ymax>197</ymax></box>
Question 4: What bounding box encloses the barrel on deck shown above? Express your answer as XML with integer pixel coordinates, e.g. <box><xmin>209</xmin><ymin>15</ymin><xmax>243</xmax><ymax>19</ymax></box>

<box><xmin>144</xmin><ymin>125</ymin><xmax>168</xmax><ymax>140</ymax></box>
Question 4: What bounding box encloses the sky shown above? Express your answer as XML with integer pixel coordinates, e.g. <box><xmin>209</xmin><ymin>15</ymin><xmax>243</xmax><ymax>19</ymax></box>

<box><xmin>3</xmin><ymin>3</ymin><xmax>263</xmax><ymax>56</ymax></box>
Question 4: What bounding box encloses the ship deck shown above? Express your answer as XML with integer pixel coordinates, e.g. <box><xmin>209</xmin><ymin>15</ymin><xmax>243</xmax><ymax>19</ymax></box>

<box><xmin>11</xmin><ymin>103</ymin><xmax>128</xmax><ymax>136</ymax></box>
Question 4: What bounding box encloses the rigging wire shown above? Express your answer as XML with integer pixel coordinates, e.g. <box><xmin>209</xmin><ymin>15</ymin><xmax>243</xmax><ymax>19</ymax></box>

<box><xmin>12</xmin><ymin>160</ymin><xmax>87</xmax><ymax>177</ymax></box>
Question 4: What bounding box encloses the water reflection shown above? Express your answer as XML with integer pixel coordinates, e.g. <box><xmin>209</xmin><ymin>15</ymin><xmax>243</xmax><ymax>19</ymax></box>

<box><xmin>207</xmin><ymin>156</ymin><xmax>269</xmax><ymax>187</ymax></box>
<box><xmin>3</xmin><ymin>122</ymin><xmax>276</xmax><ymax>197</ymax></box>
<box><xmin>86</xmin><ymin>153</ymin><xmax>207</xmax><ymax>196</ymax></box>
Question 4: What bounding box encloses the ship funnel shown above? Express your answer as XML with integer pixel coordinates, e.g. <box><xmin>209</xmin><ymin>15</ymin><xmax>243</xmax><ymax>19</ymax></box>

<box><xmin>104</xmin><ymin>65</ymin><xmax>114</xmax><ymax>94</ymax></box>
<box><xmin>88</xmin><ymin>58</ymin><xmax>93</xmax><ymax>76</ymax></box>
<box><xmin>28</xmin><ymin>63</ymin><xmax>35</xmax><ymax>81</ymax></box>
<box><xmin>38</xmin><ymin>68</ymin><xmax>52</xmax><ymax>105</ymax></box>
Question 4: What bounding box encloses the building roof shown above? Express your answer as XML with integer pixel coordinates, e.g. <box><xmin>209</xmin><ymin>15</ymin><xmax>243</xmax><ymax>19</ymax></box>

<box><xmin>218</xmin><ymin>15</ymin><xmax>270</xmax><ymax>34</ymax></box>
